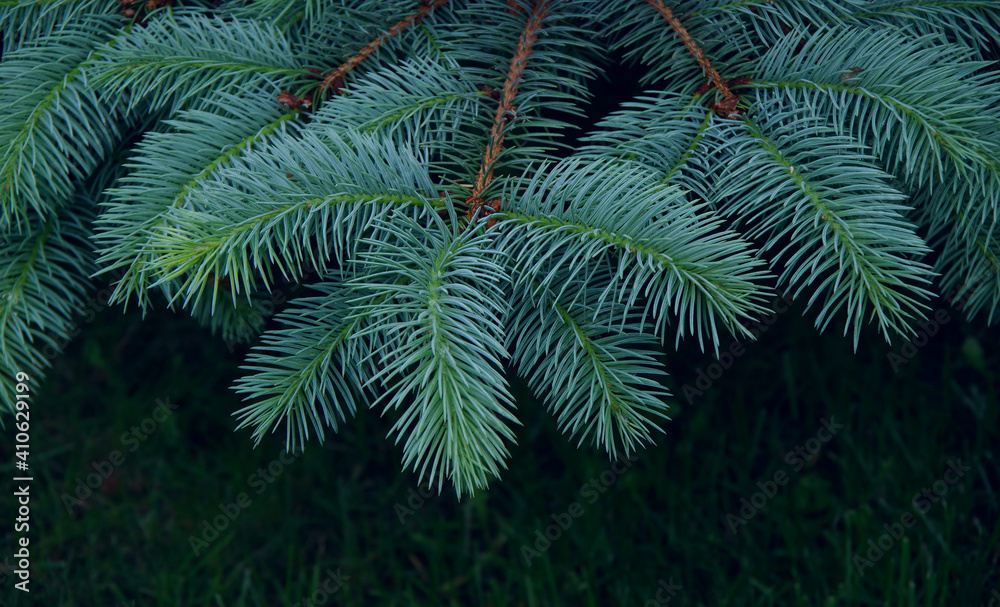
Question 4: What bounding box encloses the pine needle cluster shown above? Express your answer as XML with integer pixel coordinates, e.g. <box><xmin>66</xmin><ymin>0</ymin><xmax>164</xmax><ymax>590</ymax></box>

<box><xmin>2</xmin><ymin>0</ymin><xmax>998</xmax><ymax>495</ymax></box>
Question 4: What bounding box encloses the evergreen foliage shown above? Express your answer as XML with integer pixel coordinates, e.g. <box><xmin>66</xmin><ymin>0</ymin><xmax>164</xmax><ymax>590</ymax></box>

<box><xmin>2</xmin><ymin>0</ymin><xmax>998</xmax><ymax>496</ymax></box>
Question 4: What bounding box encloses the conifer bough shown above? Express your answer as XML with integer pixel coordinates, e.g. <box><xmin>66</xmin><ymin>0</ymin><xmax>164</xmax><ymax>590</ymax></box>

<box><xmin>2</xmin><ymin>0</ymin><xmax>998</xmax><ymax>496</ymax></box>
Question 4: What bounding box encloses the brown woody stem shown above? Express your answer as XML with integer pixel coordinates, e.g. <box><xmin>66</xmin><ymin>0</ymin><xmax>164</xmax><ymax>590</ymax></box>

<box><xmin>319</xmin><ymin>0</ymin><xmax>449</xmax><ymax>94</ymax></box>
<box><xmin>645</xmin><ymin>0</ymin><xmax>739</xmax><ymax>113</ymax></box>
<box><xmin>467</xmin><ymin>0</ymin><xmax>549</xmax><ymax>218</ymax></box>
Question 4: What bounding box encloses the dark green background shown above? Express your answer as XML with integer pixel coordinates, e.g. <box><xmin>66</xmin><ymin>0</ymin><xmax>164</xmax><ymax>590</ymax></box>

<box><xmin>1</xmin><ymin>282</ymin><xmax>997</xmax><ymax>605</ymax></box>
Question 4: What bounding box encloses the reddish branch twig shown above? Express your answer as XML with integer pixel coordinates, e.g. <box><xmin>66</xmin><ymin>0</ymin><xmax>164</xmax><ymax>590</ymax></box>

<box><xmin>645</xmin><ymin>0</ymin><xmax>741</xmax><ymax>117</ymax></box>
<box><xmin>319</xmin><ymin>0</ymin><xmax>450</xmax><ymax>94</ymax></box>
<box><xmin>466</xmin><ymin>0</ymin><xmax>549</xmax><ymax>221</ymax></box>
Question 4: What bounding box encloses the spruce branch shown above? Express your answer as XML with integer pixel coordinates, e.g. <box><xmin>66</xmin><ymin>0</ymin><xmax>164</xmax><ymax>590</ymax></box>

<box><xmin>599</xmin><ymin>0</ymin><xmax>758</xmax><ymax>94</ymax></box>
<box><xmin>1</xmin><ymin>199</ymin><xmax>95</xmax><ymax>413</ymax></box>
<box><xmin>577</xmin><ymin>91</ymin><xmax>715</xmax><ymax>191</ymax></box>
<box><xmin>5</xmin><ymin>0</ymin><xmax>998</xmax><ymax>496</ymax></box>
<box><xmin>0</xmin><ymin>0</ymin><xmax>113</xmax><ymax>53</ymax></box>
<box><xmin>88</xmin><ymin>11</ymin><xmax>312</xmax><ymax>114</ymax></box>
<box><xmin>349</xmin><ymin>209</ymin><xmax>518</xmax><ymax>496</ymax></box>
<box><xmin>233</xmin><ymin>277</ymin><xmax>372</xmax><ymax>450</ymax></box>
<box><xmin>443</xmin><ymin>0</ymin><xmax>602</xmax><ymax>186</ymax></box>
<box><xmin>468</xmin><ymin>0</ymin><xmax>549</xmax><ymax>209</ymax></box>
<box><xmin>910</xmin><ymin>170</ymin><xmax>1000</xmax><ymax>322</ymax></box>
<box><xmin>0</xmin><ymin>15</ymin><xmax>124</xmax><ymax>230</ymax></box>
<box><xmin>750</xmin><ymin>26</ymin><xmax>1000</xmax><ymax>200</ymax></box>
<box><xmin>496</xmin><ymin>157</ymin><xmax>773</xmax><ymax>352</ymax></box>
<box><xmin>309</xmin><ymin>56</ymin><xmax>488</xmax><ymax>150</ymax></box>
<box><xmin>702</xmin><ymin>100</ymin><xmax>935</xmax><ymax>346</ymax></box>
<box><xmin>507</xmin><ymin>270</ymin><xmax>671</xmax><ymax>460</ymax></box>
<box><xmin>93</xmin><ymin>90</ymin><xmax>305</xmax><ymax>310</ymax></box>
<box><xmin>736</xmin><ymin>0</ymin><xmax>1000</xmax><ymax>61</ymax></box>
<box><xmin>645</xmin><ymin>0</ymin><xmax>741</xmax><ymax>116</ymax></box>
<box><xmin>223</xmin><ymin>0</ymin><xmax>324</xmax><ymax>28</ymax></box>
<box><xmin>134</xmin><ymin>131</ymin><xmax>442</xmax><ymax>311</ymax></box>
<box><xmin>319</xmin><ymin>0</ymin><xmax>450</xmax><ymax>95</ymax></box>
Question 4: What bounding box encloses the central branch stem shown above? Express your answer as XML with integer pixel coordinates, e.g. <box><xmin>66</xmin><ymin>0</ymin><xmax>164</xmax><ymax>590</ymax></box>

<box><xmin>645</xmin><ymin>0</ymin><xmax>739</xmax><ymax>114</ymax></box>
<box><xmin>467</xmin><ymin>0</ymin><xmax>549</xmax><ymax>216</ymax></box>
<box><xmin>320</xmin><ymin>0</ymin><xmax>450</xmax><ymax>94</ymax></box>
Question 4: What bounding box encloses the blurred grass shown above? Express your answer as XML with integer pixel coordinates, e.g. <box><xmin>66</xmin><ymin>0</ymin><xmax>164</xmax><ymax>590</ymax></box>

<box><xmin>0</xmin><ymin>292</ymin><xmax>997</xmax><ymax>606</ymax></box>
